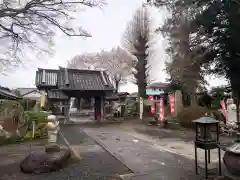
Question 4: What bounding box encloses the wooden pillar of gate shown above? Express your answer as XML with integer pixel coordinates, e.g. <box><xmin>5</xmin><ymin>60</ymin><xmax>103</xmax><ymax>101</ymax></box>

<box><xmin>94</xmin><ymin>96</ymin><xmax>104</xmax><ymax>121</ymax></box>
<box><xmin>94</xmin><ymin>97</ymin><xmax>101</xmax><ymax>121</ymax></box>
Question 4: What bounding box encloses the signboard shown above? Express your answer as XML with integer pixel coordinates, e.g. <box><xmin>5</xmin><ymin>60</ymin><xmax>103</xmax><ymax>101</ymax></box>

<box><xmin>146</xmin><ymin>89</ymin><xmax>164</xmax><ymax>95</ymax></box>
<box><xmin>158</xmin><ymin>98</ymin><xmax>164</xmax><ymax>121</ymax></box>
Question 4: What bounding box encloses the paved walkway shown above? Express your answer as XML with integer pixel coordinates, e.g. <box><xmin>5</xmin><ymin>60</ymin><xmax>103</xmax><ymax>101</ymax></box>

<box><xmin>81</xmin><ymin>126</ymin><xmax>201</xmax><ymax>180</ymax></box>
<box><xmin>125</xmin><ymin>125</ymin><xmax>232</xmax><ymax>163</ymax></box>
<box><xmin>59</xmin><ymin>124</ymin><xmax>132</xmax><ymax>180</ymax></box>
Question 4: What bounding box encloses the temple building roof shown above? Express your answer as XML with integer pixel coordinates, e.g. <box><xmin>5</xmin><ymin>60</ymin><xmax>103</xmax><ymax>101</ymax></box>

<box><xmin>35</xmin><ymin>67</ymin><xmax>114</xmax><ymax>92</ymax></box>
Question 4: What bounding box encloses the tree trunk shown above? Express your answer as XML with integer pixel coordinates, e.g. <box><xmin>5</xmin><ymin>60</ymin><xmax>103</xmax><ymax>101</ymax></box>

<box><xmin>115</xmin><ymin>81</ymin><xmax>119</xmax><ymax>93</ymax></box>
<box><xmin>236</xmin><ymin>92</ymin><xmax>240</xmax><ymax>133</ymax></box>
<box><xmin>137</xmin><ymin>54</ymin><xmax>147</xmax><ymax>99</ymax></box>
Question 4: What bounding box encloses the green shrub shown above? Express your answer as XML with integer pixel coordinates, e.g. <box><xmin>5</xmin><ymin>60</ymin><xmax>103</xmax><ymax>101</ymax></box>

<box><xmin>0</xmin><ymin>100</ymin><xmax>24</xmax><ymax>115</ymax></box>
<box><xmin>177</xmin><ymin>105</ymin><xmax>211</xmax><ymax>129</ymax></box>
<box><xmin>35</xmin><ymin>124</ymin><xmax>47</xmax><ymax>138</ymax></box>
<box><xmin>22</xmin><ymin>131</ymin><xmax>33</xmax><ymax>140</ymax></box>
<box><xmin>25</xmin><ymin>111</ymin><xmax>48</xmax><ymax>123</ymax></box>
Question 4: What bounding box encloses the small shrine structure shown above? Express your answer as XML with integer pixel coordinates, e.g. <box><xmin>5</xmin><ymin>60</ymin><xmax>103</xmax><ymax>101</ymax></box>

<box><xmin>35</xmin><ymin>67</ymin><xmax>114</xmax><ymax>121</ymax></box>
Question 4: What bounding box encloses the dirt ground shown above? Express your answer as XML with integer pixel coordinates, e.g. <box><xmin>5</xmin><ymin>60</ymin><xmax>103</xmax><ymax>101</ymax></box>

<box><xmin>0</xmin><ymin>140</ymin><xmax>47</xmax><ymax>180</ymax></box>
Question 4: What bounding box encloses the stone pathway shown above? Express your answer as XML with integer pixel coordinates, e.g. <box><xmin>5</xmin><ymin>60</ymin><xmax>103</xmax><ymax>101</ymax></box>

<box><xmin>128</xmin><ymin>125</ymin><xmax>232</xmax><ymax>163</ymax></box>
<box><xmin>81</xmin><ymin>126</ymin><xmax>201</xmax><ymax>180</ymax></box>
<box><xmin>59</xmin><ymin>124</ymin><xmax>132</xmax><ymax>179</ymax></box>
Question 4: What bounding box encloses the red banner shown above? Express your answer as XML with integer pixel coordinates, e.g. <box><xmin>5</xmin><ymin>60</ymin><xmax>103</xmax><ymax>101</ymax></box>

<box><xmin>158</xmin><ymin>97</ymin><xmax>164</xmax><ymax>121</ymax></box>
<box><xmin>168</xmin><ymin>93</ymin><xmax>175</xmax><ymax>114</ymax></box>
<box><xmin>220</xmin><ymin>100</ymin><xmax>227</xmax><ymax>119</ymax></box>
<box><xmin>148</xmin><ymin>95</ymin><xmax>155</xmax><ymax>114</ymax></box>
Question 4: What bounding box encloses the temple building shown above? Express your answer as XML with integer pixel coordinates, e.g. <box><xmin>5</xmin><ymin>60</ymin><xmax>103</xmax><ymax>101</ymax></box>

<box><xmin>35</xmin><ymin>67</ymin><xmax>114</xmax><ymax>121</ymax></box>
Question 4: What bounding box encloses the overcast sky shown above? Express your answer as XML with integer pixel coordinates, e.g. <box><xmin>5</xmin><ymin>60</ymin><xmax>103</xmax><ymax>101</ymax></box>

<box><xmin>0</xmin><ymin>0</ymin><xmax>228</xmax><ymax>92</ymax></box>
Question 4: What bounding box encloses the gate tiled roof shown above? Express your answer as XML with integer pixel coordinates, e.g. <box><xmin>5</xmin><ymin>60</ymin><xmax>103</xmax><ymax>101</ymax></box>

<box><xmin>35</xmin><ymin>67</ymin><xmax>113</xmax><ymax>91</ymax></box>
<box><xmin>58</xmin><ymin>67</ymin><xmax>113</xmax><ymax>91</ymax></box>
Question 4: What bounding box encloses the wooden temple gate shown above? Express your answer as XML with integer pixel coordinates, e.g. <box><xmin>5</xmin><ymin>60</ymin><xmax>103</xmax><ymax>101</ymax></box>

<box><xmin>35</xmin><ymin>67</ymin><xmax>114</xmax><ymax>121</ymax></box>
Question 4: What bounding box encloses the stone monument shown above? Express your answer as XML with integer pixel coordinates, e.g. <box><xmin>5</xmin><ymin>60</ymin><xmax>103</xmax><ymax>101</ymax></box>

<box><xmin>223</xmin><ymin>98</ymin><xmax>240</xmax><ymax>180</ymax></box>
<box><xmin>20</xmin><ymin>114</ymin><xmax>70</xmax><ymax>174</ymax></box>
<box><xmin>226</xmin><ymin>98</ymin><xmax>238</xmax><ymax>125</ymax></box>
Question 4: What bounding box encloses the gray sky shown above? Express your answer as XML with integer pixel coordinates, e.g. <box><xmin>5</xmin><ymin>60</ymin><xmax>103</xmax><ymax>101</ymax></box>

<box><xmin>0</xmin><ymin>0</ymin><xmax>227</xmax><ymax>92</ymax></box>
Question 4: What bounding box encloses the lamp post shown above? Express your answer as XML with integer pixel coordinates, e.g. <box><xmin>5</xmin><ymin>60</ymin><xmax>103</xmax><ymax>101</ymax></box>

<box><xmin>193</xmin><ymin>116</ymin><xmax>221</xmax><ymax>179</ymax></box>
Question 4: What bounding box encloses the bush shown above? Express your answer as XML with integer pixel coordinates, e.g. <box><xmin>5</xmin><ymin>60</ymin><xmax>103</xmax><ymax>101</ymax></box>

<box><xmin>25</xmin><ymin>111</ymin><xmax>48</xmax><ymax>123</ymax></box>
<box><xmin>177</xmin><ymin>105</ymin><xmax>211</xmax><ymax>129</ymax></box>
<box><xmin>0</xmin><ymin>100</ymin><xmax>24</xmax><ymax>115</ymax></box>
<box><xmin>22</xmin><ymin>131</ymin><xmax>33</xmax><ymax>140</ymax></box>
<box><xmin>35</xmin><ymin>123</ymin><xmax>47</xmax><ymax>138</ymax></box>
<box><xmin>0</xmin><ymin>100</ymin><xmax>25</xmax><ymax>124</ymax></box>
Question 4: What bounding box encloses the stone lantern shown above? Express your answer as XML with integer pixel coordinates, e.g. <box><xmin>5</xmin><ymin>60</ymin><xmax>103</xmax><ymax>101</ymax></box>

<box><xmin>193</xmin><ymin>116</ymin><xmax>221</xmax><ymax>179</ymax></box>
<box><xmin>46</xmin><ymin>115</ymin><xmax>59</xmax><ymax>144</ymax></box>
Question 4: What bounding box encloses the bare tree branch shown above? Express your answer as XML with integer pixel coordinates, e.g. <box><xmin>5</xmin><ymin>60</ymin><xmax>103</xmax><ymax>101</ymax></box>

<box><xmin>0</xmin><ymin>0</ymin><xmax>105</xmax><ymax>73</ymax></box>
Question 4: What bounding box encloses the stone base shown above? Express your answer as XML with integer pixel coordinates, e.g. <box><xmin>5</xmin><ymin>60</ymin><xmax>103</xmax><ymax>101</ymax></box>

<box><xmin>224</xmin><ymin>170</ymin><xmax>240</xmax><ymax>180</ymax></box>
<box><xmin>20</xmin><ymin>145</ymin><xmax>70</xmax><ymax>174</ymax></box>
<box><xmin>45</xmin><ymin>143</ymin><xmax>61</xmax><ymax>153</ymax></box>
<box><xmin>223</xmin><ymin>150</ymin><xmax>240</xmax><ymax>176</ymax></box>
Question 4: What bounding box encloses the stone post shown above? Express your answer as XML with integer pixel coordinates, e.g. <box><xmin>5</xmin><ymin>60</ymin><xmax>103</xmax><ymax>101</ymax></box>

<box><xmin>139</xmin><ymin>97</ymin><xmax>143</xmax><ymax>120</ymax></box>
<box><xmin>46</xmin><ymin>115</ymin><xmax>59</xmax><ymax>145</ymax></box>
<box><xmin>32</xmin><ymin>121</ymin><xmax>36</xmax><ymax>138</ymax></box>
<box><xmin>174</xmin><ymin>90</ymin><xmax>183</xmax><ymax>116</ymax></box>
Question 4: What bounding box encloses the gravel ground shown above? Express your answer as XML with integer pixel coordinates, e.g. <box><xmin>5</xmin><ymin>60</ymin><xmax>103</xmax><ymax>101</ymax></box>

<box><xmin>0</xmin><ymin>125</ymin><xmax>132</xmax><ymax>180</ymax></box>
